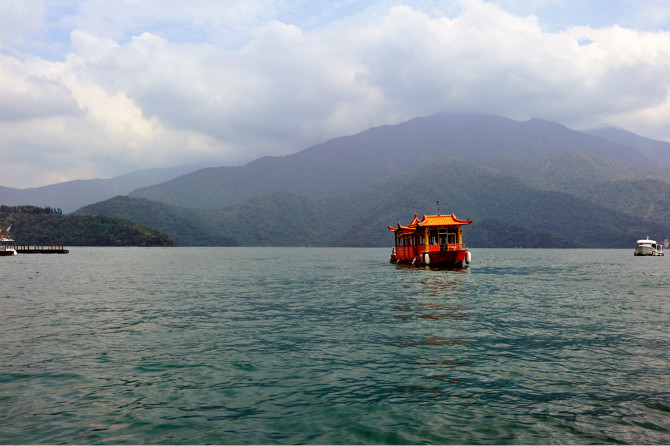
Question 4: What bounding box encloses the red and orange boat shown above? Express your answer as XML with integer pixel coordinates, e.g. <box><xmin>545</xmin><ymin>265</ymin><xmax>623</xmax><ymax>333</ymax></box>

<box><xmin>388</xmin><ymin>210</ymin><xmax>472</xmax><ymax>267</ymax></box>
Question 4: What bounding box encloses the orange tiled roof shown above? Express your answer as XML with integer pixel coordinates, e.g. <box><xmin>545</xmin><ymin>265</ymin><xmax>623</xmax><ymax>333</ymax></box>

<box><xmin>388</xmin><ymin>212</ymin><xmax>471</xmax><ymax>231</ymax></box>
<box><xmin>388</xmin><ymin>213</ymin><xmax>419</xmax><ymax>232</ymax></box>
<box><xmin>387</xmin><ymin>223</ymin><xmax>417</xmax><ymax>233</ymax></box>
<box><xmin>417</xmin><ymin>213</ymin><xmax>472</xmax><ymax>226</ymax></box>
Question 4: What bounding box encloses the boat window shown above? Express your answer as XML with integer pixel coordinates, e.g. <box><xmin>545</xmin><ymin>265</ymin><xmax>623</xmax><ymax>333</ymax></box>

<box><xmin>397</xmin><ymin>237</ymin><xmax>403</xmax><ymax>246</ymax></box>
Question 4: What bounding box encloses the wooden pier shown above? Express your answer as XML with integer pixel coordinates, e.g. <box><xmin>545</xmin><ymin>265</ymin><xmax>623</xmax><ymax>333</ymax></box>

<box><xmin>15</xmin><ymin>244</ymin><xmax>69</xmax><ymax>254</ymax></box>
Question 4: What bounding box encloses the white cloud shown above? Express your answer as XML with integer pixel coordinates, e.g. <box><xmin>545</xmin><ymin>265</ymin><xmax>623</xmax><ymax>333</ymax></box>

<box><xmin>0</xmin><ymin>0</ymin><xmax>46</xmax><ymax>47</ymax></box>
<box><xmin>0</xmin><ymin>0</ymin><xmax>668</xmax><ymax>188</ymax></box>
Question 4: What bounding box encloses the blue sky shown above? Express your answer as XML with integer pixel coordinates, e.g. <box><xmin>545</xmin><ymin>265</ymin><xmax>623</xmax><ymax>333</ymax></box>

<box><xmin>1</xmin><ymin>0</ymin><xmax>669</xmax><ymax>188</ymax></box>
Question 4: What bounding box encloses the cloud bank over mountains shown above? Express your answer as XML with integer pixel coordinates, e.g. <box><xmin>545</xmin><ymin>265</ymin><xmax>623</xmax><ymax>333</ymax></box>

<box><xmin>1</xmin><ymin>0</ymin><xmax>668</xmax><ymax>188</ymax></box>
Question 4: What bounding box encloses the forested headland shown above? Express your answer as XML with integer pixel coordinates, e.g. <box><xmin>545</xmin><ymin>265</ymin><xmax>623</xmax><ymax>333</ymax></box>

<box><xmin>0</xmin><ymin>205</ymin><xmax>175</xmax><ymax>246</ymax></box>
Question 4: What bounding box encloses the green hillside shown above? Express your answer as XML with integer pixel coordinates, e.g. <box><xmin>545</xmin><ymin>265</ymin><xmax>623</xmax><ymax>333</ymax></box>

<box><xmin>192</xmin><ymin>192</ymin><xmax>338</xmax><ymax>246</ymax></box>
<box><xmin>317</xmin><ymin>158</ymin><xmax>669</xmax><ymax>248</ymax></box>
<box><xmin>75</xmin><ymin>157</ymin><xmax>670</xmax><ymax>248</ymax></box>
<box><xmin>484</xmin><ymin>151</ymin><xmax>670</xmax><ymax>225</ymax></box>
<box><xmin>75</xmin><ymin>196</ymin><xmax>237</xmax><ymax>246</ymax></box>
<box><xmin>1</xmin><ymin>205</ymin><xmax>175</xmax><ymax>246</ymax></box>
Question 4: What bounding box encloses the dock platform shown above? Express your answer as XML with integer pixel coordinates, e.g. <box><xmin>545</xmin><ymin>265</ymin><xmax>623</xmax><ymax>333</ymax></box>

<box><xmin>15</xmin><ymin>245</ymin><xmax>69</xmax><ymax>254</ymax></box>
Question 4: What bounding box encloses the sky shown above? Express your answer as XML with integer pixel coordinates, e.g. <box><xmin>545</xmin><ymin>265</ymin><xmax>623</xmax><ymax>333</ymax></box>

<box><xmin>1</xmin><ymin>0</ymin><xmax>669</xmax><ymax>188</ymax></box>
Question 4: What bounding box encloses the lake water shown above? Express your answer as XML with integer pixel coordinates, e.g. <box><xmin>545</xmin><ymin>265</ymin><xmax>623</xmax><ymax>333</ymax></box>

<box><xmin>1</xmin><ymin>248</ymin><xmax>669</xmax><ymax>444</ymax></box>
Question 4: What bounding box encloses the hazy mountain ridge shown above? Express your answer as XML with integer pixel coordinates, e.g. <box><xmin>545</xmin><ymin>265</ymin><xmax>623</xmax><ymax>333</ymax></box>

<box><xmin>586</xmin><ymin>126</ymin><xmax>670</xmax><ymax>168</ymax></box>
<box><xmin>2</xmin><ymin>113</ymin><xmax>663</xmax><ymax>213</ymax></box>
<box><xmin>129</xmin><ymin>113</ymin><xmax>658</xmax><ymax>209</ymax></box>
<box><xmin>0</xmin><ymin>162</ymin><xmax>212</xmax><ymax>213</ymax></box>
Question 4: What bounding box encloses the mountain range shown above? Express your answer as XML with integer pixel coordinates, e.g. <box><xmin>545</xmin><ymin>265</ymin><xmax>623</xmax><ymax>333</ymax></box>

<box><xmin>128</xmin><ymin>113</ymin><xmax>664</xmax><ymax>209</ymax></box>
<box><xmin>3</xmin><ymin>113</ymin><xmax>669</xmax><ymax>248</ymax></box>
<box><xmin>75</xmin><ymin>154</ymin><xmax>669</xmax><ymax>248</ymax></box>
<box><xmin>0</xmin><ymin>162</ymin><xmax>211</xmax><ymax>213</ymax></box>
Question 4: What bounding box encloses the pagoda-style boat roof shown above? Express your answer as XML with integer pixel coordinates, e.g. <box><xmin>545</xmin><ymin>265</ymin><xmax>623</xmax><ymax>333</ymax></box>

<box><xmin>388</xmin><ymin>213</ymin><xmax>472</xmax><ymax>233</ymax></box>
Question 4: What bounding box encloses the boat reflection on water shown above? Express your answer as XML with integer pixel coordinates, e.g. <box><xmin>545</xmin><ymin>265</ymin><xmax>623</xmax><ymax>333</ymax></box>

<box><xmin>394</xmin><ymin>262</ymin><xmax>472</xmax><ymax>273</ymax></box>
<box><xmin>391</xmin><ymin>268</ymin><xmax>475</xmax><ymax>405</ymax></box>
<box><xmin>392</xmin><ymin>267</ymin><xmax>470</xmax><ymax>320</ymax></box>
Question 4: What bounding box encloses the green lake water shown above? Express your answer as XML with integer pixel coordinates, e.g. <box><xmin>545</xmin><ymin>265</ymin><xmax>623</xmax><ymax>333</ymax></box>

<box><xmin>1</xmin><ymin>248</ymin><xmax>669</xmax><ymax>444</ymax></box>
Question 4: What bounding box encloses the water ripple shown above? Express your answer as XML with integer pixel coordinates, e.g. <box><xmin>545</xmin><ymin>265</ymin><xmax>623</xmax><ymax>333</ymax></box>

<box><xmin>1</xmin><ymin>248</ymin><xmax>668</xmax><ymax>444</ymax></box>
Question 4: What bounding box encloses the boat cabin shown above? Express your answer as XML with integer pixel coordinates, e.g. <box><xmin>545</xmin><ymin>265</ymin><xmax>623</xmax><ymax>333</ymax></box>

<box><xmin>634</xmin><ymin>237</ymin><xmax>665</xmax><ymax>256</ymax></box>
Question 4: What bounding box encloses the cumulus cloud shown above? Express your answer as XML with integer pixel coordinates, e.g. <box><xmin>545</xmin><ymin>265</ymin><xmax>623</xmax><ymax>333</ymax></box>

<box><xmin>0</xmin><ymin>0</ymin><xmax>668</xmax><ymax>188</ymax></box>
<box><xmin>0</xmin><ymin>0</ymin><xmax>46</xmax><ymax>46</ymax></box>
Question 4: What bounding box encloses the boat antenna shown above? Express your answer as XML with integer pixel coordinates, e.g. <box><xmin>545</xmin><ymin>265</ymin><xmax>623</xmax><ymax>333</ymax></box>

<box><xmin>437</xmin><ymin>200</ymin><xmax>440</xmax><ymax>215</ymax></box>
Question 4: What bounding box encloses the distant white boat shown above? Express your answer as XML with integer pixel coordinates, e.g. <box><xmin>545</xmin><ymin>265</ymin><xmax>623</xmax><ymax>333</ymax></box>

<box><xmin>0</xmin><ymin>235</ymin><xmax>17</xmax><ymax>256</ymax></box>
<box><xmin>634</xmin><ymin>237</ymin><xmax>664</xmax><ymax>256</ymax></box>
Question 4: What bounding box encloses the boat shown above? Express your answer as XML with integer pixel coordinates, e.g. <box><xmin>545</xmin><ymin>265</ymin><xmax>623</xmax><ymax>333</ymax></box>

<box><xmin>0</xmin><ymin>224</ymin><xmax>17</xmax><ymax>256</ymax></box>
<box><xmin>388</xmin><ymin>209</ymin><xmax>472</xmax><ymax>267</ymax></box>
<box><xmin>634</xmin><ymin>237</ymin><xmax>664</xmax><ymax>256</ymax></box>
<box><xmin>0</xmin><ymin>235</ymin><xmax>17</xmax><ymax>256</ymax></box>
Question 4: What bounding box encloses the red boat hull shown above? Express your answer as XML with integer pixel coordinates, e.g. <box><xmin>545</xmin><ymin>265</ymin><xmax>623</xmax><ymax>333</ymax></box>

<box><xmin>390</xmin><ymin>248</ymin><xmax>470</xmax><ymax>267</ymax></box>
